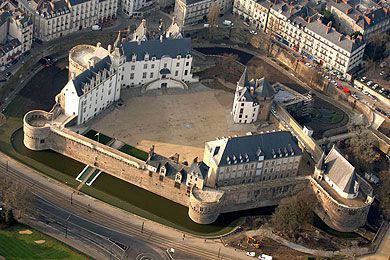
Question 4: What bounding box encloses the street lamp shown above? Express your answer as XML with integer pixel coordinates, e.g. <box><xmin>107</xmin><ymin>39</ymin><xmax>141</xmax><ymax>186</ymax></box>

<box><xmin>65</xmin><ymin>214</ymin><xmax>71</xmax><ymax>238</ymax></box>
<box><xmin>70</xmin><ymin>191</ymin><xmax>75</xmax><ymax>205</ymax></box>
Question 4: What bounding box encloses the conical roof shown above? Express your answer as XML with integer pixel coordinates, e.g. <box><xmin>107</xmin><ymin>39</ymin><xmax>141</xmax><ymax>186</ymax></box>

<box><xmin>237</xmin><ymin>68</ymin><xmax>249</xmax><ymax>88</ymax></box>
<box><xmin>316</xmin><ymin>150</ymin><xmax>326</xmax><ymax>170</ymax></box>
<box><xmin>255</xmin><ymin>77</ymin><xmax>274</xmax><ymax>97</ymax></box>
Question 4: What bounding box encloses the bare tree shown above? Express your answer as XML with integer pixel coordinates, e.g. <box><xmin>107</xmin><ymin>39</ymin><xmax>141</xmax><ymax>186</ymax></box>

<box><xmin>271</xmin><ymin>190</ymin><xmax>316</xmax><ymax>235</ymax></box>
<box><xmin>347</xmin><ymin>126</ymin><xmax>379</xmax><ymax>172</ymax></box>
<box><xmin>0</xmin><ymin>175</ymin><xmax>36</xmax><ymax>220</ymax></box>
<box><xmin>378</xmin><ymin>169</ymin><xmax>390</xmax><ymax>219</ymax></box>
<box><xmin>207</xmin><ymin>2</ymin><xmax>220</xmax><ymax>38</ymax></box>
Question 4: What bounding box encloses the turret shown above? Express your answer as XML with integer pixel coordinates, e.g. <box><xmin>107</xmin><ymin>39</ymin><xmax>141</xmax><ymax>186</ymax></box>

<box><xmin>314</xmin><ymin>150</ymin><xmax>326</xmax><ymax>179</ymax></box>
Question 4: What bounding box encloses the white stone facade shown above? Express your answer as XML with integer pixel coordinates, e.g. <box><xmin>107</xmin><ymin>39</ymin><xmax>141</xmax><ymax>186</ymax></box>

<box><xmin>18</xmin><ymin>0</ymin><xmax>118</xmax><ymax>41</ymax></box>
<box><xmin>174</xmin><ymin>0</ymin><xmax>232</xmax><ymax>26</ymax></box>
<box><xmin>60</xmin><ymin>20</ymin><xmax>196</xmax><ymax>125</ymax></box>
<box><xmin>232</xmin><ymin>0</ymin><xmax>367</xmax><ymax>76</ymax></box>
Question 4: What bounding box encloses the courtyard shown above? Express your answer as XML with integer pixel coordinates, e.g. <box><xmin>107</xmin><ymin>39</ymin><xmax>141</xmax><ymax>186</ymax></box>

<box><xmin>91</xmin><ymin>86</ymin><xmax>259</xmax><ymax>162</ymax></box>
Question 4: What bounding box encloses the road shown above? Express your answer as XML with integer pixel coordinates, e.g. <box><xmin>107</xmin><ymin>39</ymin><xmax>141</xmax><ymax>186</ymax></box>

<box><xmin>0</xmin><ymin>153</ymin><xmax>246</xmax><ymax>260</ymax></box>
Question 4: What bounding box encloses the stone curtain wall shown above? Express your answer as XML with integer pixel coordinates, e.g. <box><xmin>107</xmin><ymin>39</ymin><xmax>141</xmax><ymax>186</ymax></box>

<box><xmin>48</xmin><ymin>127</ymin><xmax>191</xmax><ymax>207</ymax></box>
<box><xmin>310</xmin><ymin>178</ymin><xmax>371</xmax><ymax>232</ymax></box>
<box><xmin>220</xmin><ymin>176</ymin><xmax>308</xmax><ymax>213</ymax></box>
<box><xmin>275</xmin><ymin>104</ymin><xmax>323</xmax><ymax>160</ymax></box>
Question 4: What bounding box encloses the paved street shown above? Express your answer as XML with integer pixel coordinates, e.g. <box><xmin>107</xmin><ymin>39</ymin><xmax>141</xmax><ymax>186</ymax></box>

<box><xmin>0</xmin><ymin>152</ymin><xmax>248</xmax><ymax>260</ymax></box>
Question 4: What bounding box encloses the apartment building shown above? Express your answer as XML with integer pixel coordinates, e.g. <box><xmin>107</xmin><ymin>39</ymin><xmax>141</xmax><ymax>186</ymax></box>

<box><xmin>203</xmin><ymin>131</ymin><xmax>302</xmax><ymax>188</ymax></box>
<box><xmin>18</xmin><ymin>0</ymin><xmax>117</xmax><ymax>41</ymax></box>
<box><xmin>233</xmin><ymin>0</ymin><xmax>367</xmax><ymax>75</ymax></box>
<box><xmin>174</xmin><ymin>0</ymin><xmax>232</xmax><ymax>26</ymax></box>
<box><xmin>328</xmin><ymin>0</ymin><xmax>390</xmax><ymax>42</ymax></box>
<box><xmin>0</xmin><ymin>4</ymin><xmax>32</xmax><ymax>66</ymax></box>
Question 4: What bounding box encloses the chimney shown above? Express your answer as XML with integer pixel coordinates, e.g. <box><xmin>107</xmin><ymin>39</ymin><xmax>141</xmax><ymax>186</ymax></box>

<box><xmin>96</xmin><ymin>42</ymin><xmax>101</xmax><ymax>48</ymax></box>
<box><xmin>346</xmin><ymin>8</ymin><xmax>351</xmax><ymax>14</ymax></box>
<box><xmin>338</xmin><ymin>34</ymin><xmax>343</xmax><ymax>41</ymax></box>
<box><xmin>326</xmin><ymin>26</ymin><xmax>331</xmax><ymax>34</ymax></box>
<box><xmin>160</xmin><ymin>34</ymin><xmax>163</xmax><ymax>43</ymax></box>
<box><xmin>71</xmin><ymin>72</ymin><xmax>75</xmax><ymax>80</ymax></box>
<box><xmin>307</xmin><ymin>16</ymin><xmax>312</xmax><ymax>23</ymax></box>
<box><xmin>172</xmin><ymin>16</ymin><xmax>176</xmax><ymax>24</ymax></box>
<box><xmin>193</xmin><ymin>157</ymin><xmax>198</xmax><ymax>163</ymax></box>
<box><xmin>107</xmin><ymin>44</ymin><xmax>112</xmax><ymax>53</ymax></box>
<box><xmin>142</xmin><ymin>19</ymin><xmax>146</xmax><ymax>27</ymax></box>
<box><xmin>250</xmin><ymin>86</ymin><xmax>255</xmax><ymax>96</ymax></box>
<box><xmin>364</xmin><ymin>15</ymin><xmax>371</xmax><ymax>25</ymax></box>
<box><xmin>327</xmin><ymin>21</ymin><xmax>332</xmax><ymax>27</ymax></box>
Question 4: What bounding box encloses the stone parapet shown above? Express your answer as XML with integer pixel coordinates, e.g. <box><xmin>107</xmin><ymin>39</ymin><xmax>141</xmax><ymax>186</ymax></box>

<box><xmin>310</xmin><ymin>177</ymin><xmax>371</xmax><ymax>232</ymax></box>
<box><xmin>188</xmin><ymin>187</ymin><xmax>224</xmax><ymax>224</ymax></box>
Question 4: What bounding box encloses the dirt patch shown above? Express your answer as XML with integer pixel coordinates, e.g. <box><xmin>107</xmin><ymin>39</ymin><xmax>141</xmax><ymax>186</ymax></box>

<box><xmin>227</xmin><ymin>233</ymin><xmax>311</xmax><ymax>259</ymax></box>
<box><xmin>0</xmin><ymin>113</ymin><xmax>5</xmax><ymax>126</ymax></box>
<box><xmin>91</xmin><ymin>89</ymin><xmax>248</xmax><ymax>162</ymax></box>
<box><xmin>18</xmin><ymin>230</ymin><xmax>33</xmax><ymax>235</ymax></box>
<box><xmin>34</xmin><ymin>240</ymin><xmax>46</xmax><ymax>244</ymax></box>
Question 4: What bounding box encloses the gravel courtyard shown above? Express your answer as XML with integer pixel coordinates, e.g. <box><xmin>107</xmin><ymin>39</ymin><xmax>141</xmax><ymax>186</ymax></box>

<box><xmin>91</xmin><ymin>87</ymin><xmax>251</xmax><ymax>162</ymax></box>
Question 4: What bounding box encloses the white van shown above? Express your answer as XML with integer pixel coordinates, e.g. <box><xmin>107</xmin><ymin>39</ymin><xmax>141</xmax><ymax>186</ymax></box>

<box><xmin>92</xmin><ymin>25</ymin><xmax>101</xmax><ymax>31</ymax></box>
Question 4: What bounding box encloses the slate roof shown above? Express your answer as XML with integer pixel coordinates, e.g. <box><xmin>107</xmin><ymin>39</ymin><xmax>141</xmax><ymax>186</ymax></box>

<box><xmin>0</xmin><ymin>38</ymin><xmax>21</xmax><ymax>56</ymax></box>
<box><xmin>324</xmin><ymin>147</ymin><xmax>357</xmax><ymax>195</ymax></box>
<box><xmin>188</xmin><ymin>161</ymin><xmax>209</xmax><ymax>180</ymax></box>
<box><xmin>72</xmin><ymin>55</ymin><xmax>112</xmax><ymax>97</ymax></box>
<box><xmin>146</xmin><ymin>154</ymin><xmax>189</xmax><ymax>182</ymax></box>
<box><xmin>237</xmin><ymin>68</ymin><xmax>250</xmax><ymax>88</ymax></box>
<box><xmin>255</xmin><ymin>78</ymin><xmax>274</xmax><ymax>98</ymax></box>
<box><xmin>160</xmin><ymin>68</ymin><xmax>171</xmax><ymax>75</ymax></box>
<box><xmin>213</xmin><ymin>131</ymin><xmax>302</xmax><ymax>167</ymax></box>
<box><xmin>122</xmin><ymin>38</ymin><xmax>191</xmax><ymax>61</ymax></box>
<box><xmin>181</xmin><ymin>0</ymin><xmax>209</xmax><ymax>6</ymax></box>
<box><xmin>68</xmin><ymin>0</ymin><xmax>90</xmax><ymax>5</ymax></box>
<box><xmin>0</xmin><ymin>11</ymin><xmax>10</xmax><ymax>27</ymax></box>
<box><xmin>305</xmin><ymin>19</ymin><xmax>365</xmax><ymax>53</ymax></box>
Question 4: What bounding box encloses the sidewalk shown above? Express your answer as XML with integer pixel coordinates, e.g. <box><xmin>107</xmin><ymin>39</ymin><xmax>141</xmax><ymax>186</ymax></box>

<box><xmin>0</xmin><ymin>152</ymin><xmax>249</xmax><ymax>259</ymax></box>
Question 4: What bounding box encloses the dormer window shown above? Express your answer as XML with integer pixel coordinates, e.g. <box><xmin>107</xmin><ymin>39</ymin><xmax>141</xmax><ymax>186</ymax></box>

<box><xmin>177</xmin><ymin>55</ymin><xmax>181</xmax><ymax>59</ymax></box>
<box><xmin>186</xmin><ymin>55</ymin><xmax>191</xmax><ymax>59</ymax></box>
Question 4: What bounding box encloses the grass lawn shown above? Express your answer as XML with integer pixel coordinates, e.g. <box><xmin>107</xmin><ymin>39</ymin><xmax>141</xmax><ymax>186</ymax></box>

<box><xmin>0</xmin><ymin>224</ymin><xmax>87</xmax><ymax>259</ymax></box>
<box><xmin>83</xmin><ymin>129</ymin><xmax>112</xmax><ymax>145</ymax></box>
<box><xmin>331</xmin><ymin>112</ymin><xmax>344</xmax><ymax>124</ymax></box>
<box><xmin>118</xmin><ymin>144</ymin><xmax>148</xmax><ymax>161</ymax></box>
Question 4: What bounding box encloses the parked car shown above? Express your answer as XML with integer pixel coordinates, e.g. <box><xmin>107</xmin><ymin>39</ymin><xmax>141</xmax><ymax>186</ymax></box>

<box><xmin>379</xmin><ymin>88</ymin><xmax>385</xmax><ymax>93</ymax></box>
<box><xmin>351</xmin><ymin>93</ymin><xmax>360</xmax><ymax>100</ymax></box>
<box><xmin>372</xmin><ymin>83</ymin><xmax>379</xmax><ymax>90</ymax></box>
<box><xmin>223</xmin><ymin>20</ymin><xmax>233</xmax><ymax>26</ymax></box>
<box><xmin>5</xmin><ymin>72</ymin><xmax>12</xmax><ymax>78</ymax></box>
<box><xmin>203</xmin><ymin>23</ymin><xmax>209</xmax><ymax>28</ymax></box>
<box><xmin>367</xmin><ymin>80</ymin><xmax>373</xmax><ymax>86</ymax></box>
<box><xmin>10</xmin><ymin>59</ymin><xmax>18</xmax><ymax>65</ymax></box>
<box><xmin>360</xmin><ymin>76</ymin><xmax>367</xmax><ymax>82</ymax></box>
<box><xmin>259</xmin><ymin>254</ymin><xmax>273</xmax><ymax>260</ymax></box>
<box><xmin>91</xmin><ymin>24</ymin><xmax>101</xmax><ymax>31</ymax></box>
<box><xmin>246</xmin><ymin>251</ymin><xmax>256</xmax><ymax>257</ymax></box>
<box><xmin>249</xmin><ymin>30</ymin><xmax>258</xmax><ymax>35</ymax></box>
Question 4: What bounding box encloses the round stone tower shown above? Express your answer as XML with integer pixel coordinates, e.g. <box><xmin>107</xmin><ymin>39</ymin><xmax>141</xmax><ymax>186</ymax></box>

<box><xmin>23</xmin><ymin>110</ymin><xmax>52</xmax><ymax>150</ymax></box>
<box><xmin>188</xmin><ymin>187</ymin><xmax>224</xmax><ymax>224</ymax></box>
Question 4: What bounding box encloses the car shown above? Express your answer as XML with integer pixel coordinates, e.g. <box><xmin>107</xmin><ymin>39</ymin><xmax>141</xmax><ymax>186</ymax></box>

<box><xmin>10</xmin><ymin>59</ymin><xmax>18</xmax><ymax>65</ymax></box>
<box><xmin>5</xmin><ymin>72</ymin><xmax>12</xmax><ymax>78</ymax></box>
<box><xmin>360</xmin><ymin>76</ymin><xmax>367</xmax><ymax>82</ymax></box>
<box><xmin>380</xmin><ymin>71</ymin><xmax>385</xmax><ymax>76</ymax></box>
<box><xmin>367</xmin><ymin>80</ymin><xmax>373</xmax><ymax>86</ymax></box>
<box><xmin>259</xmin><ymin>254</ymin><xmax>273</xmax><ymax>260</ymax></box>
<box><xmin>246</xmin><ymin>251</ymin><xmax>256</xmax><ymax>257</ymax></box>
<box><xmin>249</xmin><ymin>30</ymin><xmax>258</xmax><ymax>35</ymax></box>
<box><xmin>243</xmin><ymin>22</ymin><xmax>250</xmax><ymax>27</ymax></box>
<box><xmin>203</xmin><ymin>23</ymin><xmax>209</xmax><ymax>28</ymax></box>
<box><xmin>351</xmin><ymin>94</ymin><xmax>360</xmax><ymax>100</ymax></box>
<box><xmin>372</xmin><ymin>83</ymin><xmax>379</xmax><ymax>89</ymax></box>
<box><xmin>363</xmin><ymin>90</ymin><xmax>370</xmax><ymax>95</ymax></box>
<box><xmin>325</xmin><ymin>75</ymin><xmax>330</xmax><ymax>79</ymax></box>
<box><xmin>334</xmin><ymin>82</ymin><xmax>338</xmax><ymax>86</ymax></box>
<box><xmin>92</xmin><ymin>24</ymin><xmax>102</xmax><ymax>31</ymax></box>
<box><xmin>379</xmin><ymin>88</ymin><xmax>385</xmax><ymax>93</ymax></box>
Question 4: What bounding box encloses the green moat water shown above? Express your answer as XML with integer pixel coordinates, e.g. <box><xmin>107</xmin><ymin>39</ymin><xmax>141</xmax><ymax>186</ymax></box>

<box><xmin>11</xmin><ymin>128</ymin><xmax>277</xmax><ymax>235</ymax></box>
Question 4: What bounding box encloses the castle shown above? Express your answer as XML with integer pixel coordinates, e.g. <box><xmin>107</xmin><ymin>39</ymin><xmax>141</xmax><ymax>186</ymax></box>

<box><xmin>23</xmin><ymin>19</ymin><xmax>373</xmax><ymax>232</ymax></box>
